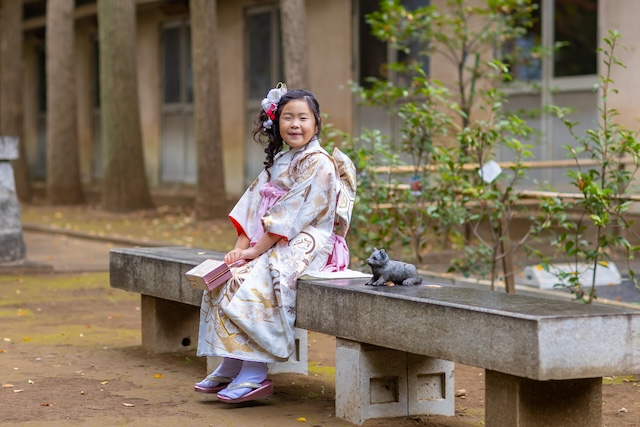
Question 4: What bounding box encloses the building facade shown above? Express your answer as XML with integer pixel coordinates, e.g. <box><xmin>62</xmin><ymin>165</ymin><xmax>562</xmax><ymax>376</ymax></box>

<box><xmin>16</xmin><ymin>0</ymin><xmax>638</xmax><ymax>198</ymax></box>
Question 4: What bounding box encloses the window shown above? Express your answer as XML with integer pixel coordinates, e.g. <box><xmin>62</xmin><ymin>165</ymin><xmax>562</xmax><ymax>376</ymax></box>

<box><xmin>358</xmin><ymin>0</ymin><xmax>430</xmax><ymax>87</ymax></box>
<box><xmin>162</xmin><ymin>21</ymin><xmax>193</xmax><ymax>105</ymax></box>
<box><xmin>246</xmin><ymin>7</ymin><xmax>283</xmax><ymax>100</ymax></box>
<box><xmin>507</xmin><ymin>0</ymin><xmax>598</xmax><ymax>81</ymax></box>
<box><xmin>553</xmin><ymin>0</ymin><xmax>597</xmax><ymax>77</ymax></box>
<box><xmin>244</xmin><ymin>5</ymin><xmax>284</xmax><ymax>186</ymax></box>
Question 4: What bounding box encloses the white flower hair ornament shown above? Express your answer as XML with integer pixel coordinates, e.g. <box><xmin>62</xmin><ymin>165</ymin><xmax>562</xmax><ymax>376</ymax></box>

<box><xmin>261</xmin><ymin>82</ymin><xmax>287</xmax><ymax>130</ymax></box>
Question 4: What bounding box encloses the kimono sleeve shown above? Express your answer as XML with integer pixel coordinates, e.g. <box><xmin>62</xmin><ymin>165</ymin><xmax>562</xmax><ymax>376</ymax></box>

<box><xmin>262</xmin><ymin>153</ymin><xmax>338</xmax><ymax>241</ymax></box>
<box><xmin>228</xmin><ymin>170</ymin><xmax>269</xmax><ymax>238</ymax></box>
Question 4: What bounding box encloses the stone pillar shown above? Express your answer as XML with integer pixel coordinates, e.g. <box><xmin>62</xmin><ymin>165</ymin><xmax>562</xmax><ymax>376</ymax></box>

<box><xmin>335</xmin><ymin>338</ymin><xmax>454</xmax><ymax>425</ymax></box>
<box><xmin>0</xmin><ymin>136</ymin><xmax>26</xmax><ymax>263</ymax></box>
<box><xmin>140</xmin><ymin>294</ymin><xmax>200</xmax><ymax>353</ymax></box>
<box><xmin>485</xmin><ymin>370</ymin><xmax>602</xmax><ymax>427</ymax></box>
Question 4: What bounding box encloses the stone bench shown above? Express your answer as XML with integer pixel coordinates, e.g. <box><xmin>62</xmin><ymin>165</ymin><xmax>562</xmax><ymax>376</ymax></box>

<box><xmin>110</xmin><ymin>246</ymin><xmax>640</xmax><ymax>426</ymax></box>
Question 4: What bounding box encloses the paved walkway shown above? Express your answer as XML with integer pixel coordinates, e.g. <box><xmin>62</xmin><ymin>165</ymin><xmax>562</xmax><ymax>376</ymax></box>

<box><xmin>23</xmin><ymin>231</ymin><xmax>118</xmax><ymax>272</ymax></box>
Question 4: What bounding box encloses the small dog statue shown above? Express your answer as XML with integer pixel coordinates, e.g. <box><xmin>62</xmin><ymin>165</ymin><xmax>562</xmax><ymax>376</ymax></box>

<box><xmin>365</xmin><ymin>248</ymin><xmax>423</xmax><ymax>286</ymax></box>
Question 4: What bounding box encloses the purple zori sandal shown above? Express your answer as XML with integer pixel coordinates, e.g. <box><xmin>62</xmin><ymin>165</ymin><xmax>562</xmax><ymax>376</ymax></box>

<box><xmin>217</xmin><ymin>379</ymin><xmax>274</xmax><ymax>403</ymax></box>
<box><xmin>194</xmin><ymin>375</ymin><xmax>233</xmax><ymax>393</ymax></box>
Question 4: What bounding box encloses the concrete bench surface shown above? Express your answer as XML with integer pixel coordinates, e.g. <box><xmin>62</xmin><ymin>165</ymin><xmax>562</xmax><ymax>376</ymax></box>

<box><xmin>110</xmin><ymin>246</ymin><xmax>221</xmax><ymax>306</ymax></box>
<box><xmin>296</xmin><ymin>279</ymin><xmax>640</xmax><ymax>381</ymax></box>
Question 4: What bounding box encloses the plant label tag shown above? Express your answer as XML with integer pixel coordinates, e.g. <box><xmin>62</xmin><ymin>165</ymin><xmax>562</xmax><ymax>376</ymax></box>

<box><xmin>479</xmin><ymin>160</ymin><xmax>502</xmax><ymax>184</ymax></box>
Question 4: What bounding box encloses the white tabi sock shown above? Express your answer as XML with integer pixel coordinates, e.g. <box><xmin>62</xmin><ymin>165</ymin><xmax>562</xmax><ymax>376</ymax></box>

<box><xmin>217</xmin><ymin>361</ymin><xmax>268</xmax><ymax>399</ymax></box>
<box><xmin>196</xmin><ymin>357</ymin><xmax>243</xmax><ymax>387</ymax></box>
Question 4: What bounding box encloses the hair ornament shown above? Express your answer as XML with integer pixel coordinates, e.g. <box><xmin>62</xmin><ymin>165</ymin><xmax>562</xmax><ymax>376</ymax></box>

<box><xmin>261</xmin><ymin>82</ymin><xmax>287</xmax><ymax>130</ymax></box>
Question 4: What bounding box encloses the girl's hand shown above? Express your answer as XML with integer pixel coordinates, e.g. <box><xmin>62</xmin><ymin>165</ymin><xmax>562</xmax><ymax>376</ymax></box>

<box><xmin>224</xmin><ymin>232</ymin><xmax>281</xmax><ymax>264</ymax></box>
<box><xmin>224</xmin><ymin>247</ymin><xmax>261</xmax><ymax>264</ymax></box>
<box><xmin>224</xmin><ymin>248</ymin><xmax>245</xmax><ymax>264</ymax></box>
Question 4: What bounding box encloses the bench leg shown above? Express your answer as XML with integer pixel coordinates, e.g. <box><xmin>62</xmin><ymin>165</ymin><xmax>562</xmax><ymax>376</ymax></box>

<box><xmin>335</xmin><ymin>338</ymin><xmax>454</xmax><ymax>425</ymax></box>
<box><xmin>485</xmin><ymin>370</ymin><xmax>602</xmax><ymax>427</ymax></box>
<box><xmin>206</xmin><ymin>328</ymin><xmax>309</xmax><ymax>375</ymax></box>
<box><xmin>141</xmin><ymin>295</ymin><xmax>199</xmax><ymax>353</ymax></box>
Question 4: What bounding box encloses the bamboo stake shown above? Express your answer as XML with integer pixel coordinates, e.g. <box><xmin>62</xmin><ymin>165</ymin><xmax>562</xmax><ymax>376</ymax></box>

<box><xmin>370</xmin><ymin>157</ymin><xmax>639</xmax><ymax>174</ymax></box>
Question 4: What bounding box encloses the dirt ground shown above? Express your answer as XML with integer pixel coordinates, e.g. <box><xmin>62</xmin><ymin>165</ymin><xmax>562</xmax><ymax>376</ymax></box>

<box><xmin>0</xmin><ymin>270</ymin><xmax>484</xmax><ymax>427</ymax></box>
<box><xmin>1</xmin><ymin>249</ymin><xmax>639</xmax><ymax>427</ymax></box>
<box><xmin>1</xmin><ymin>204</ymin><xmax>639</xmax><ymax>426</ymax></box>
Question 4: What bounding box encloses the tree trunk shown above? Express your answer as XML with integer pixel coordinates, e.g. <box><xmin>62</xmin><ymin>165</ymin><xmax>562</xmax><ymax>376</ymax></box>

<box><xmin>280</xmin><ymin>0</ymin><xmax>309</xmax><ymax>90</ymax></box>
<box><xmin>190</xmin><ymin>0</ymin><xmax>226</xmax><ymax>220</ymax></box>
<box><xmin>46</xmin><ymin>0</ymin><xmax>84</xmax><ymax>204</ymax></box>
<box><xmin>0</xmin><ymin>0</ymin><xmax>31</xmax><ymax>202</ymax></box>
<box><xmin>97</xmin><ymin>0</ymin><xmax>153</xmax><ymax>212</ymax></box>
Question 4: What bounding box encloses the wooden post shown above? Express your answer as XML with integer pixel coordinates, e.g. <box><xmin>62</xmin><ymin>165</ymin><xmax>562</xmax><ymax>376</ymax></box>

<box><xmin>499</xmin><ymin>212</ymin><xmax>516</xmax><ymax>293</ymax></box>
<box><xmin>495</xmin><ymin>182</ymin><xmax>516</xmax><ymax>293</ymax></box>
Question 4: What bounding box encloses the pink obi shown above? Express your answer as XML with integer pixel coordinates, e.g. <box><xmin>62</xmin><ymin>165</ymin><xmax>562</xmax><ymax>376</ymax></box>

<box><xmin>249</xmin><ymin>182</ymin><xmax>287</xmax><ymax>246</ymax></box>
<box><xmin>321</xmin><ymin>233</ymin><xmax>349</xmax><ymax>272</ymax></box>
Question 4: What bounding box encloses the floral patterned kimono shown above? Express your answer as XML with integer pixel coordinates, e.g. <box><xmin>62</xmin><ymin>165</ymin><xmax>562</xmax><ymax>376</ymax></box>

<box><xmin>197</xmin><ymin>138</ymin><xmax>356</xmax><ymax>363</ymax></box>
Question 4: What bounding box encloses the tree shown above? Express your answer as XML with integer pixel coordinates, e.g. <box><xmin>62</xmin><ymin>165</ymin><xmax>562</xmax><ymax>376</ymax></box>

<box><xmin>0</xmin><ymin>0</ymin><xmax>31</xmax><ymax>202</ymax></box>
<box><xmin>97</xmin><ymin>0</ymin><xmax>153</xmax><ymax>212</ymax></box>
<box><xmin>190</xmin><ymin>0</ymin><xmax>226</xmax><ymax>220</ymax></box>
<box><xmin>280</xmin><ymin>0</ymin><xmax>309</xmax><ymax>89</ymax></box>
<box><xmin>46</xmin><ymin>0</ymin><xmax>84</xmax><ymax>204</ymax></box>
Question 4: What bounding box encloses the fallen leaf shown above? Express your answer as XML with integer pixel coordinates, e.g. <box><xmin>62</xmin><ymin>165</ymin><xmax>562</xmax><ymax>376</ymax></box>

<box><xmin>17</xmin><ymin>309</ymin><xmax>25</xmax><ymax>316</ymax></box>
<box><xmin>153</xmin><ymin>374</ymin><xmax>164</xmax><ymax>379</ymax></box>
<box><xmin>0</xmin><ymin>349</ymin><xmax>5</xmax><ymax>353</ymax></box>
<box><xmin>122</xmin><ymin>403</ymin><xmax>135</xmax><ymax>407</ymax></box>
<box><xmin>296</xmin><ymin>418</ymin><xmax>307</xmax><ymax>422</ymax></box>
<box><xmin>2</xmin><ymin>384</ymin><xmax>14</xmax><ymax>388</ymax></box>
<box><xmin>23</xmin><ymin>337</ymin><xmax>31</xmax><ymax>342</ymax></box>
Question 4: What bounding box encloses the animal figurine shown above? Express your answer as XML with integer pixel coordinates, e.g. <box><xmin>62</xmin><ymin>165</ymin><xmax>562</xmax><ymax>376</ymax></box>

<box><xmin>365</xmin><ymin>248</ymin><xmax>423</xmax><ymax>286</ymax></box>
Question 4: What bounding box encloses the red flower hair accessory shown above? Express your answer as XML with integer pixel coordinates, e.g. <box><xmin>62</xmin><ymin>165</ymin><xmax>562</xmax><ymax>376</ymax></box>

<box><xmin>261</xmin><ymin>82</ymin><xmax>287</xmax><ymax>130</ymax></box>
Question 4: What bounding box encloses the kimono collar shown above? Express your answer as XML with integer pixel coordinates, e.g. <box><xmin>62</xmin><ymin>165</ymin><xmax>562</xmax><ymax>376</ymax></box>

<box><xmin>287</xmin><ymin>136</ymin><xmax>320</xmax><ymax>155</ymax></box>
<box><xmin>271</xmin><ymin>136</ymin><xmax>321</xmax><ymax>175</ymax></box>
<box><xmin>279</xmin><ymin>136</ymin><xmax>321</xmax><ymax>162</ymax></box>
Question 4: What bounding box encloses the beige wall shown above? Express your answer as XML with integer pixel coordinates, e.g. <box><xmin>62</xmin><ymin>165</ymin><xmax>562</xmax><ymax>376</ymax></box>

<box><xmin>307</xmin><ymin>0</ymin><xmax>353</xmax><ymax>136</ymax></box>
<box><xmin>75</xmin><ymin>19</ymin><xmax>95</xmax><ymax>185</ymax></box>
<box><xmin>22</xmin><ymin>37</ymin><xmax>39</xmax><ymax>177</ymax></box>
<box><xmin>137</xmin><ymin>9</ymin><xmax>162</xmax><ymax>187</ymax></box>
<box><xmin>599</xmin><ymin>0</ymin><xmax>640</xmax><ymax>131</ymax></box>
<box><xmin>218</xmin><ymin>1</ymin><xmax>246</xmax><ymax>196</ymax></box>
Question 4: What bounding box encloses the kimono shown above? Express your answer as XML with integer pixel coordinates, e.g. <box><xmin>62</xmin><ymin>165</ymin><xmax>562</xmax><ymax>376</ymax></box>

<box><xmin>197</xmin><ymin>137</ymin><xmax>355</xmax><ymax>363</ymax></box>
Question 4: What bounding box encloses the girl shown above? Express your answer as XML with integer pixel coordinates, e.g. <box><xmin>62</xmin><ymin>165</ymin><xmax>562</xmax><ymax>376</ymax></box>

<box><xmin>194</xmin><ymin>84</ymin><xmax>355</xmax><ymax>403</ymax></box>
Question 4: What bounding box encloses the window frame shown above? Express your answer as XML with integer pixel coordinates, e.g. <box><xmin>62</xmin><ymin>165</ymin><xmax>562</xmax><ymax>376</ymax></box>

<box><xmin>505</xmin><ymin>0</ymin><xmax>598</xmax><ymax>96</ymax></box>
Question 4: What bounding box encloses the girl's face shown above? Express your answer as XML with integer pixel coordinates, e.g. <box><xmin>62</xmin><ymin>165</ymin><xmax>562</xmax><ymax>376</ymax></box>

<box><xmin>279</xmin><ymin>99</ymin><xmax>318</xmax><ymax>149</ymax></box>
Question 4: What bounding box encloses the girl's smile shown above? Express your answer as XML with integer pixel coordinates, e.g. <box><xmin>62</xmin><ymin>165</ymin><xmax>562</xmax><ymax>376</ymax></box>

<box><xmin>279</xmin><ymin>99</ymin><xmax>318</xmax><ymax>149</ymax></box>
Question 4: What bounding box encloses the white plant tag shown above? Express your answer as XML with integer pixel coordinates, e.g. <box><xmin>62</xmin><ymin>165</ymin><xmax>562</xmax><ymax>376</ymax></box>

<box><xmin>478</xmin><ymin>160</ymin><xmax>502</xmax><ymax>184</ymax></box>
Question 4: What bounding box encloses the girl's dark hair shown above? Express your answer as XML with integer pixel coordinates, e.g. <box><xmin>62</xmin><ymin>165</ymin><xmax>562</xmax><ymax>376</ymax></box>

<box><xmin>252</xmin><ymin>89</ymin><xmax>322</xmax><ymax>176</ymax></box>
